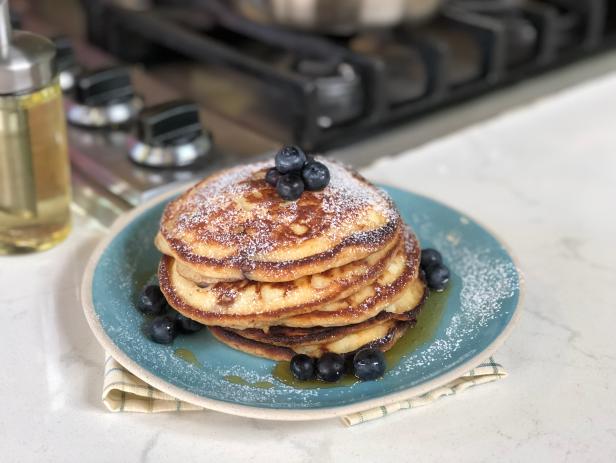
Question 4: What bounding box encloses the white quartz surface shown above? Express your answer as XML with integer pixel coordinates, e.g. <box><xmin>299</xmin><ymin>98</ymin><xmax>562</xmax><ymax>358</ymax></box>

<box><xmin>2</xmin><ymin>72</ymin><xmax>616</xmax><ymax>462</ymax></box>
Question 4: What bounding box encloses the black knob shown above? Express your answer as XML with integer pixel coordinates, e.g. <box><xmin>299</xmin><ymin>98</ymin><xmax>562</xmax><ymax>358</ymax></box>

<box><xmin>137</xmin><ymin>101</ymin><xmax>203</xmax><ymax>147</ymax></box>
<box><xmin>10</xmin><ymin>10</ymin><xmax>21</xmax><ymax>29</ymax></box>
<box><xmin>74</xmin><ymin>66</ymin><xmax>135</xmax><ymax>107</ymax></box>
<box><xmin>52</xmin><ymin>36</ymin><xmax>77</xmax><ymax>73</ymax></box>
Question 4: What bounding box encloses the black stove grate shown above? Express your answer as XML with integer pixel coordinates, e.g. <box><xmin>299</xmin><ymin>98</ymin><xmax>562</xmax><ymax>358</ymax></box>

<box><xmin>81</xmin><ymin>0</ymin><xmax>616</xmax><ymax>150</ymax></box>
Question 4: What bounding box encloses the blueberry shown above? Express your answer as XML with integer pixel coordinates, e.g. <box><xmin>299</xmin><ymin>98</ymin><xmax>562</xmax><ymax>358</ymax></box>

<box><xmin>174</xmin><ymin>312</ymin><xmax>203</xmax><ymax>334</ymax></box>
<box><xmin>302</xmin><ymin>161</ymin><xmax>330</xmax><ymax>191</ymax></box>
<box><xmin>265</xmin><ymin>167</ymin><xmax>281</xmax><ymax>187</ymax></box>
<box><xmin>137</xmin><ymin>285</ymin><xmax>167</xmax><ymax>316</ymax></box>
<box><xmin>420</xmin><ymin>248</ymin><xmax>442</xmax><ymax>270</ymax></box>
<box><xmin>147</xmin><ymin>315</ymin><xmax>177</xmax><ymax>344</ymax></box>
<box><xmin>276</xmin><ymin>173</ymin><xmax>304</xmax><ymax>201</ymax></box>
<box><xmin>343</xmin><ymin>353</ymin><xmax>355</xmax><ymax>375</ymax></box>
<box><xmin>425</xmin><ymin>263</ymin><xmax>450</xmax><ymax>291</ymax></box>
<box><xmin>290</xmin><ymin>354</ymin><xmax>315</xmax><ymax>381</ymax></box>
<box><xmin>316</xmin><ymin>353</ymin><xmax>345</xmax><ymax>382</ymax></box>
<box><xmin>275</xmin><ymin>145</ymin><xmax>306</xmax><ymax>174</ymax></box>
<box><xmin>353</xmin><ymin>348</ymin><xmax>386</xmax><ymax>381</ymax></box>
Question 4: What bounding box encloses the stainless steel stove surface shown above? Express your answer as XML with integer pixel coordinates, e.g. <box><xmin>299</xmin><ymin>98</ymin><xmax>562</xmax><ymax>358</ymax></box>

<box><xmin>12</xmin><ymin>0</ymin><xmax>616</xmax><ymax>224</ymax></box>
<box><xmin>62</xmin><ymin>46</ymin><xmax>281</xmax><ymax>222</ymax></box>
<box><xmin>19</xmin><ymin>4</ymin><xmax>279</xmax><ymax>222</ymax></box>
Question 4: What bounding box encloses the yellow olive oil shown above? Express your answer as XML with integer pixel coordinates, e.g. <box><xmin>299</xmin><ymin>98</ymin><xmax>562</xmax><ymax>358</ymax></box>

<box><xmin>0</xmin><ymin>82</ymin><xmax>71</xmax><ymax>253</ymax></box>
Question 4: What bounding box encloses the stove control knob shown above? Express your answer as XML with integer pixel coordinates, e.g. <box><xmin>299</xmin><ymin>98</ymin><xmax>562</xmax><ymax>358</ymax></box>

<box><xmin>67</xmin><ymin>66</ymin><xmax>143</xmax><ymax>127</ymax></box>
<box><xmin>10</xmin><ymin>10</ymin><xmax>21</xmax><ymax>29</ymax></box>
<box><xmin>129</xmin><ymin>100</ymin><xmax>212</xmax><ymax>167</ymax></box>
<box><xmin>52</xmin><ymin>36</ymin><xmax>78</xmax><ymax>92</ymax></box>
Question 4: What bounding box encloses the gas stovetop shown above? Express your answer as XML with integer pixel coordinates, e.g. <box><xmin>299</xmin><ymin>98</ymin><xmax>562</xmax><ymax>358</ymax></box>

<box><xmin>81</xmin><ymin>0</ymin><xmax>616</xmax><ymax>149</ymax></box>
<box><xmin>15</xmin><ymin>0</ymin><xmax>616</xmax><ymax>224</ymax></box>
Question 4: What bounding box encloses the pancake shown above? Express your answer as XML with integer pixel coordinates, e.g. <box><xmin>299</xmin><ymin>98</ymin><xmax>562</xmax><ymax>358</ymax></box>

<box><xmin>228</xmin><ymin>306</ymin><xmax>421</xmax><ymax>348</ymax></box>
<box><xmin>280</xmin><ymin>277</ymin><xmax>425</xmax><ymax>328</ymax></box>
<box><xmin>278</xmin><ymin>230</ymin><xmax>424</xmax><ymax>328</ymax></box>
<box><xmin>159</xmin><ymin>231</ymin><xmax>402</xmax><ymax>329</ymax></box>
<box><xmin>300</xmin><ymin>320</ymin><xmax>410</xmax><ymax>357</ymax></box>
<box><xmin>156</xmin><ymin>159</ymin><xmax>401</xmax><ymax>283</ymax></box>
<box><xmin>209</xmin><ymin>321</ymin><xmax>411</xmax><ymax>361</ymax></box>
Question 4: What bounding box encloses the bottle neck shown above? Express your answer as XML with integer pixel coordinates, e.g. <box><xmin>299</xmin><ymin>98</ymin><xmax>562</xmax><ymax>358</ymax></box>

<box><xmin>0</xmin><ymin>0</ymin><xmax>11</xmax><ymax>60</ymax></box>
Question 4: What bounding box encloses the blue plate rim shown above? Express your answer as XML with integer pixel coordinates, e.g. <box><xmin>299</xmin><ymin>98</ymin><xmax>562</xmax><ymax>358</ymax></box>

<box><xmin>81</xmin><ymin>183</ymin><xmax>524</xmax><ymax>421</ymax></box>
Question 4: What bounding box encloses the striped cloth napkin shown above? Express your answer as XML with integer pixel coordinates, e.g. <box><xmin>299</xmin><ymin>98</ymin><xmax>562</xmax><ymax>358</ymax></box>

<box><xmin>102</xmin><ymin>355</ymin><xmax>507</xmax><ymax>425</ymax></box>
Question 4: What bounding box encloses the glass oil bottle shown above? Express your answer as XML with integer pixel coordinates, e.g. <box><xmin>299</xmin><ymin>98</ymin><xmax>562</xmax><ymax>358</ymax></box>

<box><xmin>0</xmin><ymin>0</ymin><xmax>71</xmax><ymax>253</ymax></box>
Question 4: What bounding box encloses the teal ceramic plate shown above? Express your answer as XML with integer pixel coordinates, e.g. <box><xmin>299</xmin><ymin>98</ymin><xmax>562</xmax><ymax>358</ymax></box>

<box><xmin>82</xmin><ymin>184</ymin><xmax>523</xmax><ymax>421</ymax></box>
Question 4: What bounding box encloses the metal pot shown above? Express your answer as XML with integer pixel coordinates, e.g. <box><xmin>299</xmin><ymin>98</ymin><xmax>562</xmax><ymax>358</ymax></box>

<box><xmin>231</xmin><ymin>0</ymin><xmax>445</xmax><ymax>35</ymax></box>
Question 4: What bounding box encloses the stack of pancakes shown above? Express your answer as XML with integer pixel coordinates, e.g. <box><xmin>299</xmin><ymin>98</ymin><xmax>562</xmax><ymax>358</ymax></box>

<box><xmin>156</xmin><ymin>160</ymin><xmax>427</xmax><ymax>361</ymax></box>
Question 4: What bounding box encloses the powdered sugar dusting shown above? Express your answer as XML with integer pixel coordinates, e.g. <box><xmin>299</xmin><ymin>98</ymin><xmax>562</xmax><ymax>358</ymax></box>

<box><xmin>171</xmin><ymin>162</ymin><xmax>269</xmax><ymax>255</ymax></box>
<box><xmin>162</xmin><ymin>159</ymin><xmax>400</xmax><ymax>262</ymax></box>
<box><xmin>321</xmin><ymin>161</ymin><xmax>398</xmax><ymax>222</ymax></box>
<box><xmin>385</xmin><ymin>213</ymin><xmax>520</xmax><ymax>379</ymax></box>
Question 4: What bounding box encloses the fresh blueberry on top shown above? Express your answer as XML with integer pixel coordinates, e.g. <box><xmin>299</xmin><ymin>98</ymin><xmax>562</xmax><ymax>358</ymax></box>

<box><xmin>265</xmin><ymin>167</ymin><xmax>281</xmax><ymax>187</ymax></box>
<box><xmin>425</xmin><ymin>263</ymin><xmax>450</xmax><ymax>292</ymax></box>
<box><xmin>147</xmin><ymin>315</ymin><xmax>177</xmax><ymax>344</ymax></box>
<box><xmin>275</xmin><ymin>145</ymin><xmax>307</xmax><ymax>174</ymax></box>
<box><xmin>420</xmin><ymin>248</ymin><xmax>442</xmax><ymax>270</ymax></box>
<box><xmin>174</xmin><ymin>312</ymin><xmax>203</xmax><ymax>334</ymax></box>
<box><xmin>316</xmin><ymin>353</ymin><xmax>345</xmax><ymax>382</ymax></box>
<box><xmin>276</xmin><ymin>173</ymin><xmax>304</xmax><ymax>201</ymax></box>
<box><xmin>353</xmin><ymin>348</ymin><xmax>386</xmax><ymax>381</ymax></box>
<box><xmin>290</xmin><ymin>354</ymin><xmax>316</xmax><ymax>381</ymax></box>
<box><xmin>137</xmin><ymin>285</ymin><xmax>167</xmax><ymax>316</ymax></box>
<box><xmin>302</xmin><ymin>161</ymin><xmax>330</xmax><ymax>191</ymax></box>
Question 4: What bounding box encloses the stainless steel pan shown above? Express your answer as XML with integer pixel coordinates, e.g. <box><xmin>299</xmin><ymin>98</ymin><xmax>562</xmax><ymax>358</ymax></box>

<box><xmin>231</xmin><ymin>0</ymin><xmax>445</xmax><ymax>35</ymax></box>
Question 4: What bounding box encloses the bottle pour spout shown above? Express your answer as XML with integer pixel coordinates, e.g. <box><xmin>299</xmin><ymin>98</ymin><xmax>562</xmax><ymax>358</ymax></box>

<box><xmin>0</xmin><ymin>0</ymin><xmax>11</xmax><ymax>60</ymax></box>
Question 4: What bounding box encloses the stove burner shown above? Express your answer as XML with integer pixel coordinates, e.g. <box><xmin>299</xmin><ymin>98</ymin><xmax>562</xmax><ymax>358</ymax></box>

<box><xmin>293</xmin><ymin>59</ymin><xmax>364</xmax><ymax>128</ymax></box>
<box><xmin>452</xmin><ymin>1</ymin><xmax>539</xmax><ymax>69</ymax></box>
<box><xmin>350</xmin><ymin>34</ymin><xmax>428</xmax><ymax>105</ymax></box>
<box><xmin>501</xmin><ymin>13</ymin><xmax>538</xmax><ymax>68</ymax></box>
<box><xmin>450</xmin><ymin>0</ymin><xmax>525</xmax><ymax>13</ymax></box>
<box><xmin>294</xmin><ymin>58</ymin><xmax>340</xmax><ymax>77</ymax></box>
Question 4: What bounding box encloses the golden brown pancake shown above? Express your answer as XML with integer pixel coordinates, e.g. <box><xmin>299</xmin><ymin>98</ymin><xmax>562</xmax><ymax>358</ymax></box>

<box><xmin>281</xmin><ymin>277</ymin><xmax>425</xmax><ymax>328</ymax></box>
<box><xmin>159</xmin><ymin>231</ymin><xmax>401</xmax><ymax>329</ymax></box>
<box><xmin>208</xmin><ymin>321</ymin><xmax>411</xmax><ymax>361</ymax></box>
<box><xmin>229</xmin><ymin>306</ymin><xmax>420</xmax><ymax>348</ymax></box>
<box><xmin>156</xmin><ymin>159</ymin><xmax>401</xmax><ymax>283</ymax></box>
<box><xmin>278</xmin><ymin>230</ymin><xmax>424</xmax><ymax>328</ymax></box>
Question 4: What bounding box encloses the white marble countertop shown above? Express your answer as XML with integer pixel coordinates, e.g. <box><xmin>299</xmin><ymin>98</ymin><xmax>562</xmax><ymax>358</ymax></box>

<box><xmin>2</xmin><ymin>71</ymin><xmax>616</xmax><ymax>462</ymax></box>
